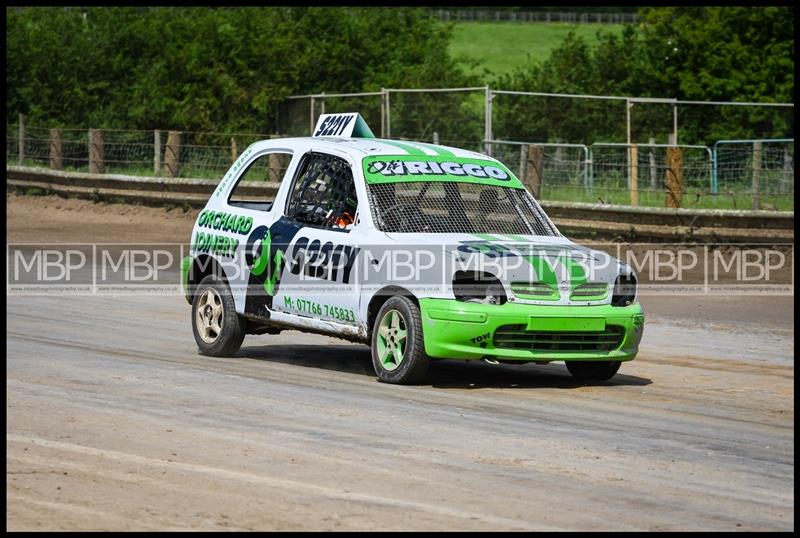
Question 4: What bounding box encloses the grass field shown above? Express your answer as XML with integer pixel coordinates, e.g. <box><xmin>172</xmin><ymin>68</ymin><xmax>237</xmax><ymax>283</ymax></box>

<box><xmin>447</xmin><ymin>21</ymin><xmax>626</xmax><ymax>77</ymax></box>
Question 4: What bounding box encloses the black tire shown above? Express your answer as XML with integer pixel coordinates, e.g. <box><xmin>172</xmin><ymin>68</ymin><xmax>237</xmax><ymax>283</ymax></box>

<box><xmin>565</xmin><ymin>360</ymin><xmax>622</xmax><ymax>382</ymax></box>
<box><xmin>192</xmin><ymin>274</ymin><xmax>247</xmax><ymax>356</ymax></box>
<box><xmin>371</xmin><ymin>296</ymin><xmax>429</xmax><ymax>384</ymax></box>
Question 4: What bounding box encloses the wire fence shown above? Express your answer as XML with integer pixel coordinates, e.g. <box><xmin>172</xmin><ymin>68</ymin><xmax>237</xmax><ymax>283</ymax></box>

<box><xmin>9</xmin><ymin>125</ymin><xmax>276</xmax><ymax>180</ymax></box>
<box><xmin>486</xmin><ymin>140</ymin><xmax>793</xmax><ymax>210</ymax></box>
<box><xmin>713</xmin><ymin>140</ymin><xmax>794</xmax><ymax>198</ymax></box>
<box><xmin>428</xmin><ymin>9</ymin><xmax>639</xmax><ymax>24</ymax></box>
<box><xmin>7</xmin><ymin>122</ymin><xmax>794</xmax><ymax>210</ymax></box>
<box><xmin>271</xmin><ymin>86</ymin><xmax>793</xmax><ymax>210</ymax></box>
<box><xmin>278</xmin><ymin>88</ymin><xmax>794</xmax><ymax>149</ymax></box>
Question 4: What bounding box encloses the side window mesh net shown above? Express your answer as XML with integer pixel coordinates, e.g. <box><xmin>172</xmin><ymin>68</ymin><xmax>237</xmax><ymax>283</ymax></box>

<box><xmin>366</xmin><ymin>182</ymin><xmax>559</xmax><ymax>236</ymax></box>
<box><xmin>287</xmin><ymin>152</ymin><xmax>357</xmax><ymax>228</ymax></box>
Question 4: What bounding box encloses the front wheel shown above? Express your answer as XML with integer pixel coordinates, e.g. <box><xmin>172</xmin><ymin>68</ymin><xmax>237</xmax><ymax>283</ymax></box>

<box><xmin>565</xmin><ymin>360</ymin><xmax>621</xmax><ymax>382</ymax></box>
<box><xmin>192</xmin><ymin>274</ymin><xmax>247</xmax><ymax>356</ymax></box>
<box><xmin>371</xmin><ymin>296</ymin><xmax>429</xmax><ymax>384</ymax></box>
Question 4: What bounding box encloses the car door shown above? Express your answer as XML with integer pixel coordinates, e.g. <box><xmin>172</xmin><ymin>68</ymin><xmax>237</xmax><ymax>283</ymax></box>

<box><xmin>267</xmin><ymin>151</ymin><xmax>363</xmax><ymax>326</ymax></box>
<box><xmin>211</xmin><ymin>148</ymin><xmax>297</xmax><ymax>318</ymax></box>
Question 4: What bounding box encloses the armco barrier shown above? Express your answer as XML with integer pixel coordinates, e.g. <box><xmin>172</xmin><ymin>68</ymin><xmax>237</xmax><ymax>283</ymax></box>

<box><xmin>7</xmin><ymin>165</ymin><xmax>278</xmax><ymax>206</ymax></box>
<box><xmin>7</xmin><ymin>166</ymin><xmax>793</xmax><ymax>243</ymax></box>
<box><xmin>540</xmin><ymin>201</ymin><xmax>794</xmax><ymax>242</ymax></box>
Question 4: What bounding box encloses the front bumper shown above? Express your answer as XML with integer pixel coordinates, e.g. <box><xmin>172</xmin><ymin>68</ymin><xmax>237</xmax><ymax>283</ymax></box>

<box><xmin>419</xmin><ymin>298</ymin><xmax>644</xmax><ymax>362</ymax></box>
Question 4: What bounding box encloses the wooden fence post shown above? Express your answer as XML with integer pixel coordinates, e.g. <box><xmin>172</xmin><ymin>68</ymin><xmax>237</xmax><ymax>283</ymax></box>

<box><xmin>269</xmin><ymin>134</ymin><xmax>282</xmax><ymax>181</ymax></box>
<box><xmin>89</xmin><ymin>128</ymin><xmax>105</xmax><ymax>174</ymax></box>
<box><xmin>665</xmin><ymin>145</ymin><xmax>683</xmax><ymax>208</ymax></box>
<box><xmin>782</xmin><ymin>146</ymin><xmax>791</xmax><ymax>194</ymax></box>
<box><xmin>154</xmin><ymin>130</ymin><xmax>161</xmax><ymax>176</ymax></box>
<box><xmin>525</xmin><ymin>144</ymin><xmax>544</xmax><ymax>199</ymax></box>
<box><xmin>230</xmin><ymin>137</ymin><xmax>238</xmax><ymax>165</ymax></box>
<box><xmin>49</xmin><ymin>128</ymin><xmax>63</xmax><ymax>170</ymax></box>
<box><xmin>164</xmin><ymin>131</ymin><xmax>181</xmax><ymax>178</ymax></box>
<box><xmin>18</xmin><ymin>114</ymin><xmax>25</xmax><ymax>165</ymax></box>
<box><xmin>752</xmin><ymin>141</ymin><xmax>762</xmax><ymax>210</ymax></box>
<box><xmin>629</xmin><ymin>144</ymin><xmax>639</xmax><ymax>206</ymax></box>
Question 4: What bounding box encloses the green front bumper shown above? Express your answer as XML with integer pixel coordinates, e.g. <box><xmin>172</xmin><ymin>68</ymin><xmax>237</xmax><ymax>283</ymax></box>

<box><xmin>419</xmin><ymin>298</ymin><xmax>644</xmax><ymax>362</ymax></box>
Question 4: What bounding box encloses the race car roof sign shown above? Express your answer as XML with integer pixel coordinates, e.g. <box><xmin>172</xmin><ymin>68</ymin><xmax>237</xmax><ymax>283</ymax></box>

<box><xmin>313</xmin><ymin>113</ymin><xmax>375</xmax><ymax>139</ymax></box>
<box><xmin>362</xmin><ymin>155</ymin><xmax>524</xmax><ymax>189</ymax></box>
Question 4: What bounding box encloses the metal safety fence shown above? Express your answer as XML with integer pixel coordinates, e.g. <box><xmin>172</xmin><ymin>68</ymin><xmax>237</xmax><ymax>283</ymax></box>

<box><xmin>278</xmin><ymin>88</ymin><xmax>488</xmax><ymax>151</ymax></box>
<box><xmin>486</xmin><ymin>139</ymin><xmax>793</xmax><ymax>210</ymax></box>
<box><xmin>7</xmin><ymin>124</ymin><xmax>794</xmax><ymax>210</ymax></box>
<box><xmin>278</xmin><ymin>88</ymin><xmax>793</xmax><ymax>150</ymax></box>
<box><xmin>428</xmin><ymin>9</ymin><xmax>639</xmax><ymax>24</ymax></box>
<box><xmin>712</xmin><ymin>140</ymin><xmax>794</xmax><ymax>202</ymax></box>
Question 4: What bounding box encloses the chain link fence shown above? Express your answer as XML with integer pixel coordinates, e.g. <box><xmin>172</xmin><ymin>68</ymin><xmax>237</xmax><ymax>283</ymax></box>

<box><xmin>7</xmin><ymin>84</ymin><xmax>795</xmax><ymax>210</ymax></box>
<box><xmin>712</xmin><ymin>140</ymin><xmax>794</xmax><ymax>210</ymax></box>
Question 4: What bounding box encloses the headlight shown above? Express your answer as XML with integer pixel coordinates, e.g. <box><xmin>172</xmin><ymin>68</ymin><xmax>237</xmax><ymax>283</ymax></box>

<box><xmin>453</xmin><ymin>271</ymin><xmax>507</xmax><ymax>305</ymax></box>
<box><xmin>611</xmin><ymin>273</ymin><xmax>637</xmax><ymax>306</ymax></box>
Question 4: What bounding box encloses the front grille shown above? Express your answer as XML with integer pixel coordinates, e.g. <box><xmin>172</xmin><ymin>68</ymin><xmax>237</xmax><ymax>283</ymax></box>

<box><xmin>510</xmin><ymin>281</ymin><xmax>558</xmax><ymax>300</ymax></box>
<box><xmin>570</xmin><ymin>282</ymin><xmax>609</xmax><ymax>299</ymax></box>
<box><xmin>493</xmin><ymin>325</ymin><xmax>624</xmax><ymax>352</ymax></box>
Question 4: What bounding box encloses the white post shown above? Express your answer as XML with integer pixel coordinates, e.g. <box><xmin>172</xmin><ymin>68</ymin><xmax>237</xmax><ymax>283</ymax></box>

<box><xmin>648</xmin><ymin>137</ymin><xmax>657</xmax><ymax>190</ymax></box>
<box><xmin>626</xmin><ymin>99</ymin><xmax>632</xmax><ymax>189</ymax></box>
<box><xmin>626</xmin><ymin>99</ymin><xmax>632</xmax><ymax>147</ymax></box>
<box><xmin>309</xmin><ymin>96</ymin><xmax>315</xmax><ymax>135</ymax></box>
<box><xmin>630</xmin><ymin>144</ymin><xmax>639</xmax><ymax>206</ymax></box>
<box><xmin>386</xmin><ymin>90</ymin><xmax>391</xmax><ymax>138</ymax></box>
<box><xmin>484</xmin><ymin>86</ymin><xmax>493</xmax><ymax>156</ymax></box>
<box><xmin>380</xmin><ymin>88</ymin><xmax>386</xmax><ymax>138</ymax></box>
<box><xmin>673</xmin><ymin>103</ymin><xmax>678</xmax><ymax>145</ymax></box>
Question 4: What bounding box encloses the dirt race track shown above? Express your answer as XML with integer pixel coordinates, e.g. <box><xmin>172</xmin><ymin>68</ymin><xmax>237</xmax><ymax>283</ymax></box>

<box><xmin>6</xmin><ymin>194</ymin><xmax>795</xmax><ymax>531</ymax></box>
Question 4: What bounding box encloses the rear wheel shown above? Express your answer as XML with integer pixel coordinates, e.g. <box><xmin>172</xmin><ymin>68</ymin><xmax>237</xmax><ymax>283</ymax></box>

<box><xmin>371</xmin><ymin>296</ymin><xmax>429</xmax><ymax>384</ymax></box>
<box><xmin>192</xmin><ymin>274</ymin><xmax>247</xmax><ymax>356</ymax></box>
<box><xmin>565</xmin><ymin>360</ymin><xmax>621</xmax><ymax>382</ymax></box>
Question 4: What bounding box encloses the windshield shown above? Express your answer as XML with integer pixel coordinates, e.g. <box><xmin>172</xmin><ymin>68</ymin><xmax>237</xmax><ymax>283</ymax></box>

<box><xmin>366</xmin><ymin>181</ymin><xmax>559</xmax><ymax>235</ymax></box>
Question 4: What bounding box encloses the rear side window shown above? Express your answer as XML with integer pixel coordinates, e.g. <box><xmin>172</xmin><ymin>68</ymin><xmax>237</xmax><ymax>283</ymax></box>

<box><xmin>286</xmin><ymin>152</ymin><xmax>358</xmax><ymax>231</ymax></box>
<box><xmin>228</xmin><ymin>151</ymin><xmax>292</xmax><ymax>210</ymax></box>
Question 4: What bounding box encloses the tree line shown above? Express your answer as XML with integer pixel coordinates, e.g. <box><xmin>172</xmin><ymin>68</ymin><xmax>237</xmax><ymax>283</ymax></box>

<box><xmin>495</xmin><ymin>7</ymin><xmax>794</xmax><ymax>145</ymax></box>
<box><xmin>6</xmin><ymin>6</ymin><xmax>794</xmax><ymax>145</ymax></box>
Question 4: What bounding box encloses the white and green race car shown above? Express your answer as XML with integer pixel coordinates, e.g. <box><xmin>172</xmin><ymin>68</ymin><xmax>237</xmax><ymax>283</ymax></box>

<box><xmin>182</xmin><ymin>113</ymin><xmax>644</xmax><ymax>384</ymax></box>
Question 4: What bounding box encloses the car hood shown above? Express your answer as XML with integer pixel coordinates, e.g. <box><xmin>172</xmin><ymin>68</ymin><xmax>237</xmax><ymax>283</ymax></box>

<box><xmin>379</xmin><ymin>232</ymin><xmax>633</xmax><ymax>305</ymax></box>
